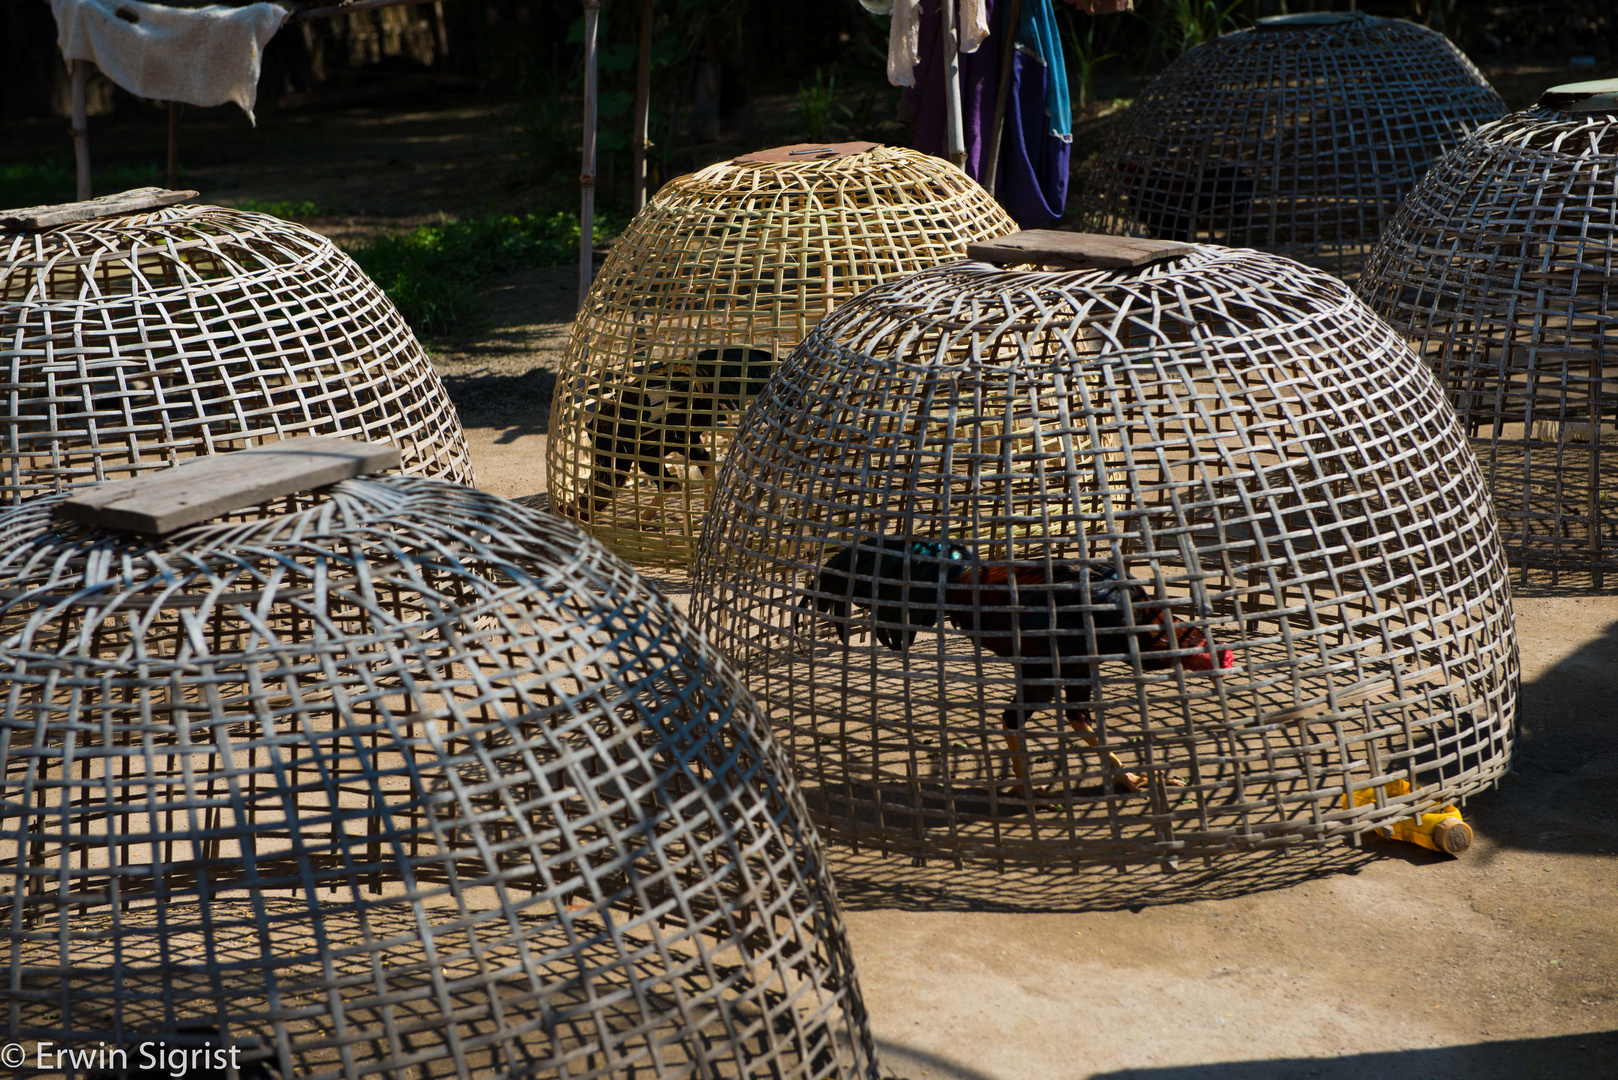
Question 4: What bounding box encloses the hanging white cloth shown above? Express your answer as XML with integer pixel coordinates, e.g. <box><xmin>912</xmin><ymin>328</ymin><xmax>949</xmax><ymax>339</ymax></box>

<box><xmin>960</xmin><ymin>0</ymin><xmax>989</xmax><ymax>54</ymax></box>
<box><xmin>888</xmin><ymin>0</ymin><xmax>989</xmax><ymax>88</ymax></box>
<box><xmin>51</xmin><ymin>0</ymin><xmax>288</xmax><ymax>123</ymax></box>
<box><xmin>887</xmin><ymin>0</ymin><xmax>922</xmax><ymax>87</ymax></box>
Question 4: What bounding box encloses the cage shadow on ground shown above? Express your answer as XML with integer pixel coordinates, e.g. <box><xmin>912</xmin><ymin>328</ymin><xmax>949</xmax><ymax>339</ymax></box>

<box><xmin>437</xmin><ymin>367</ymin><xmax>557</xmax><ymax>440</ymax></box>
<box><xmin>823</xmin><ymin>842</ymin><xmax>1377</xmax><ymax>916</ymax></box>
<box><xmin>1464</xmin><ymin>612</ymin><xmax>1618</xmax><ymax>858</ymax></box>
<box><xmin>1081</xmin><ymin>1029</ymin><xmax>1618</xmax><ymax>1080</ymax></box>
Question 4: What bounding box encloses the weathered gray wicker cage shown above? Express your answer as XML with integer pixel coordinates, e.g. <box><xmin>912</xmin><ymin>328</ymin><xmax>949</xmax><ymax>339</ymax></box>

<box><xmin>1074</xmin><ymin>12</ymin><xmax>1506</xmax><ymax>277</ymax></box>
<box><xmin>1358</xmin><ymin>81</ymin><xmax>1618</xmax><ymax>587</ymax></box>
<box><xmin>0</xmin><ymin>475</ymin><xmax>875</xmax><ymax>1079</ymax></box>
<box><xmin>0</xmin><ymin>195</ymin><xmax>473</xmax><ymax>502</ymax></box>
<box><xmin>548</xmin><ymin>143</ymin><xmax>1016</xmax><ymax>567</ymax></box>
<box><xmin>690</xmin><ymin>239</ymin><xmax>1518</xmax><ymax>871</ymax></box>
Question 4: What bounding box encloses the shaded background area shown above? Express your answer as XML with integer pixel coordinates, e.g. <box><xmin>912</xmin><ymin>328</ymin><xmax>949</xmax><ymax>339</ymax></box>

<box><xmin>2</xmin><ymin>4</ymin><xmax>1615</xmax><ymax>1079</ymax></box>
<box><xmin>2</xmin><ymin>0</ymin><xmax>1610</xmax><ymax>350</ymax></box>
<box><xmin>4</xmin><ymin>0</ymin><xmax>1614</xmax><ymax>219</ymax></box>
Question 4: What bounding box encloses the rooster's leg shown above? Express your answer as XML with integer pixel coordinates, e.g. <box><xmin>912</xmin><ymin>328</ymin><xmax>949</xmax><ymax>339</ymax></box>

<box><xmin>1001</xmin><ymin>672</ymin><xmax>1054</xmax><ymax>800</ymax></box>
<box><xmin>1060</xmin><ymin>668</ymin><xmax>1182</xmax><ymax>794</ymax></box>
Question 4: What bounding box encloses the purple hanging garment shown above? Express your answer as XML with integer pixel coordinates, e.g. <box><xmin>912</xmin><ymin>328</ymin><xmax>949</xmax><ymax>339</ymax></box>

<box><xmin>908</xmin><ymin>0</ymin><xmax>1070</xmax><ymax>228</ymax></box>
<box><xmin>910</xmin><ymin>0</ymin><xmax>997</xmax><ymax>180</ymax></box>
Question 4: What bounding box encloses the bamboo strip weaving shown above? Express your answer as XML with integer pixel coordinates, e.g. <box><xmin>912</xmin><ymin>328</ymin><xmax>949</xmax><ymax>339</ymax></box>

<box><xmin>691</xmin><ymin>245</ymin><xmax>1517</xmax><ymax>873</ymax></box>
<box><xmin>549</xmin><ymin>144</ymin><xmax>1015</xmax><ymax>567</ymax></box>
<box><xmin>1074</xmin><ymin>13</ymin><xmax>1505</xmax><ymax>278</ymax></box>
<box><xmin>0</xmin><ymin>201</ymin><xmax>473</xmax><ymax>502</ymax></box>
<box><xmin>0</xmin><ymin>476</ymin><xmax>875</xmax><ymax>1080</ymax></box>
<box><xmin>1358</xmin><ymin>89</ymin><xmax>1618</xmax><ymax>587</ymax></box>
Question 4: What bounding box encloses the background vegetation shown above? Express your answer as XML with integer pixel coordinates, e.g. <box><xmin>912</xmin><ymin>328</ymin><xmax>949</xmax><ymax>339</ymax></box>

<box><xmin>2</xmin><ymin>0</ymin><xmax>1611</xmax><ymax>334</ymax></box>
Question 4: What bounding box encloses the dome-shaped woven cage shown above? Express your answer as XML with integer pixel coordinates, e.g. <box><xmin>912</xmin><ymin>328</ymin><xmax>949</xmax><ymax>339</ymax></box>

<box><xmin>690</xmin><ymin>241</ymin><xmax>1518</xmax><ymax>871</ymax></box>
<box><xmin>1073</xmin><ymin>12</ymin><xmax>1506</xmax><ymax>278</ymax></box>
<box><xmin>0</xmin><ymin>195</ymin><xmax>474</xmax><ymax>503</ymax></box>
<box><xmin>548</xmin><ymin>143</ymin><xmax>1016</xmax><ymax>567</ymax></box>
<box><xmin>1357</xmin><ymin>82</ymin><xmax>1618</xmax><ymax>588</ymax></box>
<box><xmin>0</xmin><ymin>476</ymin><xmax>874</xmax><ymax>1079</ymax></box>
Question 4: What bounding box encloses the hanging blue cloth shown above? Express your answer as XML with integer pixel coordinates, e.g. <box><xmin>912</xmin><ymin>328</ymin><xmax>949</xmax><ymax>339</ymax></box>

<box><xmin>998</xmin><ymin>0</ymin><xmax>1070</xmax><ymax>227</ymax></box>
<box><xmin>908</xmin><ymin>0</ymin><xmax>1071</xmax><ymax>229</ymax></box>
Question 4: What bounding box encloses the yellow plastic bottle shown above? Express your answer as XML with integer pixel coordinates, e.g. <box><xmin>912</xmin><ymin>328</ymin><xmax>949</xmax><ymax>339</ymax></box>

<box><xmin>1345</xmin><ymin>778</ymin><xmax>1473</xmax><ymax>855</ymax></box>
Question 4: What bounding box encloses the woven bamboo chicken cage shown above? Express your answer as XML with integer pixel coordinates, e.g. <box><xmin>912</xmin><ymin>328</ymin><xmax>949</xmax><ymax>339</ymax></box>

<box><xmin>690</xmin><ymin>233</ymin><xmax>1517</xmax><ymax>871</ymax></box>
<box><xmin>1358</xmin><ymin>80</ymin><xmax>1618</xmax><ymax>587</ymax></box>
<box><xmin>549</xmin><ymin>143</ymin><xmax>1016</xmax><ymax>567</ymax></box>
<box><xmin>0</xmin><ymin>468</ymin><xmax>874</xmax><ymax>1079</ymax></box>
<box><xmin>1073</xmin><ymin>12</ymin><xmax>1506</xmax><ymax>278</ymax></box>
<box><xmin>0</xmin><ymin>191</ymin><xmax>473</xmax><ymax>502</ymax></box>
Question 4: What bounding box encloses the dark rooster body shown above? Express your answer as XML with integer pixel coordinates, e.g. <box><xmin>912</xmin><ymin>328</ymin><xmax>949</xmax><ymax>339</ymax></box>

<box><xmin>809</xmin><ymin>538</ymin><xmax>1235</xmax><ymax>794</ymax></box>
<box><xmin>568</xmin><ymin>347</ymin><xmax>774</xmax><ymax>522</ymax></box>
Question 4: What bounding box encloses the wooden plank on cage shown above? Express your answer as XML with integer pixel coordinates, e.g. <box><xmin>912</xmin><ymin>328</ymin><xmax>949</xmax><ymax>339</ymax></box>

<box><xmin>967</xmin><ymin>230</ymin><xmax>1194</xmax><ymax>269</ymax></box>
<box><xmin>732</xmin><ymin>142</ymin><xmax>881</xmax><ymax>164</ymax></box>
<box><xmin>0</xmin><ymin>187</ymin><xmax>197</xmax><ymax>231</ymax></box>
<box><xmin>61</xmin><ymin>437</ymin><xmax>400</xmax><ymax>534</ymax></box>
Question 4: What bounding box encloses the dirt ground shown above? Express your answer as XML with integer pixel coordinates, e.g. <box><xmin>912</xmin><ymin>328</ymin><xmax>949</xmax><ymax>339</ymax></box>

<box><xmin>5</xmin><ymin>60</ymin><xmax>1613</xmax><ymax>1080</ymax></box>
<box><xmin>430</xmin><ymin>272</ymin><xmax>1618</xmax><ymax>1080</ymax></box>
<box><xmin>424</xmin><ymin>277</ymin><xmax>1617</xmax><ymax>1078</ymax></box>
<box><xmin>355</xmin><ymin>72</ymin><xmax>1618</xmax><ymax>1080</ymax></box>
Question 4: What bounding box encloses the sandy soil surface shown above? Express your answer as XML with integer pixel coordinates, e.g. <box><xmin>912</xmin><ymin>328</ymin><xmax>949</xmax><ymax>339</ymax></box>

<box><xmin>836</xmin><ymin>590</ymin><xmax>1618</xmax><ymax>1080</ymax></box>
<box><xmin>9</xmin><ymin>60</ymin><xmax>1610</xmax><ymax>1079</ymax></box>
<box><xmin>435</xmin><ymin>279</ymin><xmax>1617</xmax><ymax>1080</ymax></box>
<box><xmin>347</xmin><ymin>57</ymin><xmax>1618</xmax><ymax>1080</ymax></box>
<box><xmin>428</xmin><ymin>264</ymin><xmax>572</xmax><ymax>502</ymax></box>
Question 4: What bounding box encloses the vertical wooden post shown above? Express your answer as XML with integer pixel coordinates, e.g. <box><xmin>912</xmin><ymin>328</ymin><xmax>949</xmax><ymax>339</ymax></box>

<box><xmin>633</xmin><ymin>0</ymin><xmax>654</xmax><ymax>213</ymax></box>
<box><xmin>71</xmin><ymin>59</ymin><xmax>91</xmax><ymax>200</ymax></box>
<box><xmin>941</xmin><ymin>0</ymin><xmax>966</xmax><ymax>169</ymax></box>
<box><xmin>579</xmin><ymin>0</ymin><xmax>602</xmax><ymax>313</ymax></box>
<box><xmin>167</xmin><ymin>101</ymin><xmax>181</xmax><ymax>190</ymax></box>
<box><xmin>982</xmin><ymin>0</ymin><xmax>1021</xmax><ymax>196</ymax></box>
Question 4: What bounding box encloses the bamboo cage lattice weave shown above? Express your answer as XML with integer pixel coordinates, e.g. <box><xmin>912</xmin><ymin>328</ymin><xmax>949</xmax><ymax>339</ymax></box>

<box><xmin>1357</xmin><ymin>93</ymin><xmax>1618</xmax><ymax>587</ymax></box>
<box><xmin>0</xmin><ymin>476</ymin><xmax>875</xmax><ymax>1080</ymax></box>
<box><xmin>690</xmin><ymin>246</ymin><xmax>1517</xmax><ymax>872</ymax></box>
<box><xmin>1073</xmin><ymin>13</ymin><xmax>1505</xmax><ymax>278</ymax></box>
<box><xmin>0</xmin><ymin>202</ymin><xmax>473</xmax><ymax>502</ymax></box>
<box><xmin>548</xmin><ymin>144</ymin><xmax>1015</xmax><ymax>567</ymax></box>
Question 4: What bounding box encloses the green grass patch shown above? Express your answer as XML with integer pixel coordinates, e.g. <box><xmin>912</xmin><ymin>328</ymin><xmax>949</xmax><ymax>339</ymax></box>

<box><xmin>0</xmin><ymin>160</ymin><xmax>161</xmax><ymax>208</ymax></box>
<box><xmin>346</xmin><ymin>210</ymin><xmax>623</xmax><ymax>335</ymax></box>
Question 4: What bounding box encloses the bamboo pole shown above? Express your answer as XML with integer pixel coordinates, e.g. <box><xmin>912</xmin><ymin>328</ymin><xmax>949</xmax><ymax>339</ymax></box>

<box><xmin>633</xmin><ymin>0</ymin><xmax>653</xmax><ymax>212</ymax></box>
<box><xmin>941</xmin><ymin>0</ymin><xmax>966</xmax><ymax>169</ymax></box>
<box><xmin>71</xmin><ymin>60</ymin><xmax>91</xmax><ymax>200</ymax></box>
<box><xmin>579</xmin><ymin>0</ymin><xmax>602</xmax><ymax>313</ymax></box>
<box><xmin>982</xmin><ymin>0</ymin><xmax>1021</xmax><ymax>196</ymax></box>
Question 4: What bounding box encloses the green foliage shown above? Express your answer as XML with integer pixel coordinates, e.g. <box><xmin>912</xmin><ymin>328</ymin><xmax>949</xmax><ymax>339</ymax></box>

<box><xmin>346</xmin><ymin>211</ymin><xmax>624</xmax><ymax>335</ymax></box>
<box><xmin>794</xmin><ymin>68</ymin><xmax>849</xmax><ymax>143</ymax></box>
<box><xmin>595</xmin><ymin>89</ymin><xmax>637</xmax><ymax>154</ymax></box>
<box><xmin>1061</xmin><ymin>9</ymin><xmax>1123</xmax><ymax>108</ymax></box>
<box><xmin>0</xmin><ymin>160</ymin><xmax>160</xmax><ymax>208</ymax></box>
<box><xmin>231</xmin><ymin>199</ymin><xmax>322</xmax><ymax>219</ymax></box>
<box><xmin>1155</xmin><ymin>0</ymin><xmax>1247</xmax><ymax>59</ymax></box>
